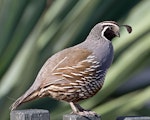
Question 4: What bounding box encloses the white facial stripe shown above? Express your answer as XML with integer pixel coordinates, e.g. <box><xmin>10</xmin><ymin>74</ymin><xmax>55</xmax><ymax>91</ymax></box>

<box><xmin>101</xmin><ymin>23</ymin><xmax>119</xmax><ymax>28</ymax></box>
<box><xmin>101</xmin><ymin>26</ymin><xmax>109</xmax><ymax>39</ymax></box>
<box><xmin>101</xmin><ymin>23</ymin><xmax>119</xmax><ymax>40</ymax></box>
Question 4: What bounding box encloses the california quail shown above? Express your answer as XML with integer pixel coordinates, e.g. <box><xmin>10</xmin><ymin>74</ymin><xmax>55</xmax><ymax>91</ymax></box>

<box><xmin>10</xmin><ymin>21</ymin><xmax>132</xmax><ymax>116</ymax></box>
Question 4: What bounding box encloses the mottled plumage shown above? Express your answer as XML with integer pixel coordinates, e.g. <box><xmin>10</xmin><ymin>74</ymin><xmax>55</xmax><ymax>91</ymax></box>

<box><xmin>10</xmin><ymin>21</ymin><xmax>132</xmax><ymax>116</ymax></box>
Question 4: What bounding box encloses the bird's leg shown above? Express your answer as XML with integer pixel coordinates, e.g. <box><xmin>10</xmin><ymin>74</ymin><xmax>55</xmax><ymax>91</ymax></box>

<box><xmin>69</xmin><ymin>102</ymin><xmax>99</xmax><ymax>117</ymax></box>
<box><xmin>70</xmin><ymin>102</ymin><xmax>79</xmax><ymax>113</ymax></box>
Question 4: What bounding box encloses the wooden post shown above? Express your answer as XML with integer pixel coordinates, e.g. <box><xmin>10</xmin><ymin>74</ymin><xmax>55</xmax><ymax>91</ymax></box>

<box><xmin>10</xmin><ymin>109</ymin><xmax>50</xmax><ymax>120</ymax></box>
<box><xmin>63</xmin><ymin>114</ymin><xmax>101</xmax><ymax>120</ymax></box>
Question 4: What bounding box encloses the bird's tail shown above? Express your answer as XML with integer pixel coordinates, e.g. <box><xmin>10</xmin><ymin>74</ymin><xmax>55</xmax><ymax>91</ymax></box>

<box><xmin>10</xmin><ymin>88</ymin><xmax>39</xmax><ymax>111</ymax></box>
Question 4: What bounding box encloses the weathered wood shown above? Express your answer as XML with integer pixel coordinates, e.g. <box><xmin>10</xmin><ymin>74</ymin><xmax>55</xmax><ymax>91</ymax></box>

<box><xmin>63</xmin><ymin>114</ymin><xmax>101</xmax><ymax>120</ymax></box>
<box><xmin>10</xmin><ymin>109</ymin><xmax>50</xmax><ymax>120</ymax></box>
<box><xmin>117</xmin><ymin>116</ymin><xmax>150</xmax><ymax>120</ymax></box>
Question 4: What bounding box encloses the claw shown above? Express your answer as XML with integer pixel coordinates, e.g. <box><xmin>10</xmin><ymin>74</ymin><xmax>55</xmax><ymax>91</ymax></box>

<box><xmin>69</xmin><ymin>102</ymin><xmax>100</xmax><ymax>118</ymax></box>
<box><xmin>76</xmin><ymin>110</ymin><xmax>100</xmax><ymax>118</ymax></box>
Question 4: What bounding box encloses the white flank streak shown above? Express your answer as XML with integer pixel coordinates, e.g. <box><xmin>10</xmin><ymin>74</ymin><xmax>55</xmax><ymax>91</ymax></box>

<box><xmin>67</xmin><ymin>89</ymin><xmax>76</xmax><ymax>93</ymax></box>
<box><xmin>85</xmin><ymin>76</ymin><xmax>92</xmax><ymax>79</ymax></box>
<box><xmin>79</xmin><ymin>83</ymin><xmax>85</xmax><ymax>86</ymax></box>
<box><xmin>57</xmin><ymin>66</ymin><xmax>74</xmax><ymax>70</ymax></box>
<box><xmin>74</xmin><ymin>86</ymin><xmax>81</xmax><ymax>88</ymax></box>
<box><xmin>87</xmin><ymin>55</ymin><xmax>95</xmax><ymax>59</ymax></box>
<box><xmin>52</xmin><ymin>72</ymin><xmax>62</xmax><ymax>75</ymax></box>
<box><xmin>76</xmin><ymin>89</ymin><xmax>81</xmax><ymax>92</ymax></box>
<box><xmin>66</xmin><ymin>66</ymin><xmax>75</xmax><ymax>69</ymax></box>
<box><xmin>50</xmin><ymin>85</ymin><xmax>65</xmax><ymax>91</ymax></box>
<box><xmin>70</xmin><ymin>82</ymin><xmax>79</xmax><ymax>85</ymax></box>
<box><xmin>92</xmin><ymin>65</ymin><xmax>100</xmax><ymax>69</ymax></box>
<box><xmin>73</xmin><ymin>64</ymin><xmax>83</xmax><ymax>68</ymax></box>
<box><xmin>85</xmin><ymin>68</ymin><xmax>91</xmax><ymax>71</ymax></box>
<box><xmin>81</xmin><ymin>77</ymin><xmax>86</xmax><ymax>81</ymax></box>
<box><xmin>71</xmin><ymin>72</ymin><xmax>83</xmax><ymax>76</ymax></box>
<box><xmin>51</xmin><ymin>56</ymin><xmax>67</xmax><ymax>72</ymax></box>
<box><xmin>63</xmin><ymin>86</ymin><xmax>72</xmax><ymax>89</ymax></box>
<box><xmin>87</xmin><ymin>68</ymin><xmax>95</xmax><ymax>72</ymax></box>
<box><xmin>92</xmin><ymin>61</ymin><xmax>98</xmax><ymax>64</ymax></box>
<box><xmin>62</xmin><ymin>74</ymin><xmax>74</xmax><ymax>78</ymax></box>
<box><xmin>76</xmin><ymin>80</ymin><xmax>83</xmax><ymax>83</ymax></box>
<box><xmin>96</xmin><ymin>69</ymin><xmax>103</xmax><ymax>74</ymax></box>
<box><xmin>79</xmin><ymin>93</ymin><xmax>84</xmax><ymax>97</ymax></box>
<box><xmin>79</xmin><ymin>71</ymin><xmax>86</xmax><ymax>74</ymax></box>
<box><xmin>96</xmin><ymin>76</ymin><xmax>101</xmax><ymax>80</ymax></box>
<box><xmin>89</xmin><ymin>73</ymin><xmax>93</xmax><ymax>76</ymax></box>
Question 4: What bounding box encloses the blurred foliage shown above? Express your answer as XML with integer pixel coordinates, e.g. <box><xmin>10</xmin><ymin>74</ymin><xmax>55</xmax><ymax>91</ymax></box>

<box><xmin>0</xmin><ymin>0</ymin><xmax>150</xmax><ymax>120</ymax></box>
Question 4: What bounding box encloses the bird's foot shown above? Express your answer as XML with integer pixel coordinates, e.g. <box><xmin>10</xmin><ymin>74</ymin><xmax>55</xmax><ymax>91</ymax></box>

<box><xmin>72</xmin><ymin>110</ymin><xmax>100</xmax><ymax>118</ymax></box>
<box><xmin>70</xmin><ymin>102</ymin><xmax>100</xmax><ymax>118</ymax></box>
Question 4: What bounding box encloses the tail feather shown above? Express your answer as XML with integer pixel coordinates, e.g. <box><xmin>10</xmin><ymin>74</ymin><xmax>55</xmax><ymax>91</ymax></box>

<box><xmin>10</xmin><ymin>96</ymin><xmax>23</xmax><ymax>111</ymax></box>
<box><xmin>10</xmin><ymin>90</ymin><xmax>39</xmax><ymax>111</ymax></box>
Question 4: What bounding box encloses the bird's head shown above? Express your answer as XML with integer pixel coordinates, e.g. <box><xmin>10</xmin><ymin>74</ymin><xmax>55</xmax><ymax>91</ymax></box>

<box><xmin>89</xmin><ymin>21</ymin><xmax>132</xmax><ymax>41</ymax></box>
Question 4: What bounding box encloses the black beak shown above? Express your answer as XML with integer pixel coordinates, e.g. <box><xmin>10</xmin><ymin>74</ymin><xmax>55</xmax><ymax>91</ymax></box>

<box><xmin>115</xmin><ymin>31</ymin><xmax>120</xmax><ymax>37</ymax></box>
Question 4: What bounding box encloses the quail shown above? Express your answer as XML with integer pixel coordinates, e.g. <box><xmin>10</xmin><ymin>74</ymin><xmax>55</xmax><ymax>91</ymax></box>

<box><xmin>10</xmin><ymin>21</ymin><xmax>132</xmax><ymax>116</ymax></box>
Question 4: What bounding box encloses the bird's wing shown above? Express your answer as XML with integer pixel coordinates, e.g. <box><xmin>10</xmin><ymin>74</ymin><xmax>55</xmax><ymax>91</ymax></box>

<box><xmin>37</xmin><ymin>47</ymin><xmax>101</xmax><ymax>88</ymax></box>
<box><xmin>37</xmin><ymin>47</ymin><xmax>104</xmax><ymax>100</ymax></box>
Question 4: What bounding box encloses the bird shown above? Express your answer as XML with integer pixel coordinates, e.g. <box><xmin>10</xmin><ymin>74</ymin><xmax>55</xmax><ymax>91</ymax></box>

<box><xmin>10</xmin><ymin>21</ymin><xmax>132</xmax><ymax>116</ymax></box>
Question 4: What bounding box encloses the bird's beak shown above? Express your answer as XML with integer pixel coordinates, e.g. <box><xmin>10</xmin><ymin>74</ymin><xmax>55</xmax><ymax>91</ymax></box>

<box><xmin>115</xmin><ymin>31</ymin><xmax>120</xmax><ymax>37</ymax></box>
